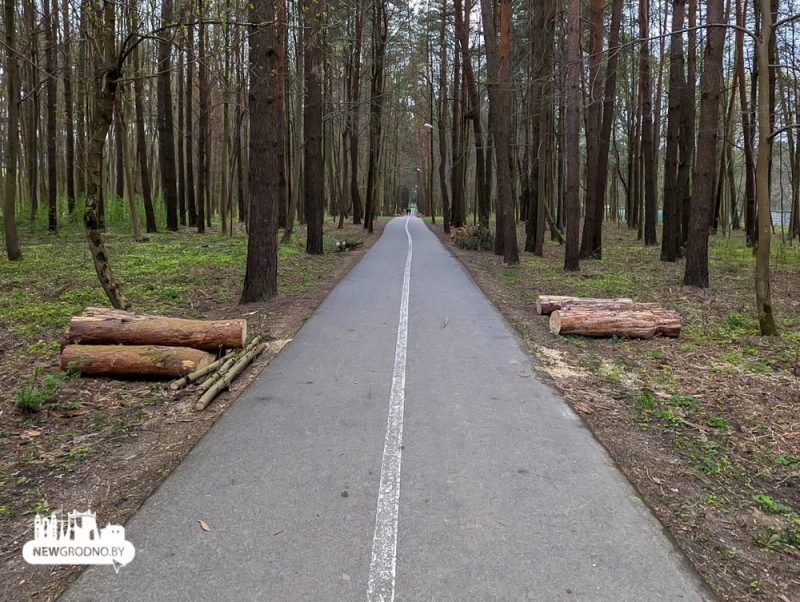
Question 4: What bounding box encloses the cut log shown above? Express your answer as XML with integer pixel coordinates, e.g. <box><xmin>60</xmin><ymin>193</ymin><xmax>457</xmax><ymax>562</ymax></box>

<box><xmin>65</xmin><ymin>307</ymin><xmax>246</xmax><ymax>350</ymax></box>
<box><xmin>536</xmin><ymin>296</ymin><xmax>634</xmax><ymax>315</ymax></box>
<box><xmin>561</xmin><ymin>300</ymin><xmax>662</xmax><ymax>312</ymax></box>
<box><xmin>550</xmin><ymin>308</ymin><xmax>681</xmax><ymax>339</ymax></box>
<box><xmin>167</xmin><ymin>336</ymin><xmax>262</xmax><ymax>390</ymax></box>
<box><xmin>195</xmin><ymin>339</ymin><xmax>291</xmax><ymax>411</ymax></box>
<box><xmin>61</xmin><ymin>345</ymin><xmax>216</xmax><ymax>378</ymax></box>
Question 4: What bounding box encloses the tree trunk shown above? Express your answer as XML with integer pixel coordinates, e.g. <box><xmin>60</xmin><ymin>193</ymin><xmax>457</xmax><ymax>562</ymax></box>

<box><xmin>677</xmin><ymin>0</ymin><xmax>697</xmax><ymax>249</ymax></box>
<box><xmin>563</xmin><ymin>0</ymin><xmax>581</xmax><ymax>271</ymax></box>
<box><xmin>450</xmin><ymin>0</ymin><xmax>465</xmax><ymax>229</ymax></box>
<box><xmin>4</xmin><ymin>0</ymin><xmax>21</xmax><ymax>260</ymax></box>
<box><xmin>640</xmin><ymin>0</ymin><xmax>658</xmax><ymax>246</ymax></box>
<box><xmin>185</xmin><ymin>12</ymin><xmax>197</xmax><ymax>227</ymax></box>
<box><xmin>754</xmin><ymin>2</ymin><xmax>777</xmax><ymax>335</ymax></box>
<box><xmin>241</xmin><ymin>0</ymin><xmax>281</xmax><ymax>302</ymax></box>
<box><xmin>348</xmin><ymin>0</ymin><xmax>364</xmax><ymax>225</ymax></box>
<box><xmin>480</xmin><ymin>0</ymin><xmax>518</xmax><ymax>265</ymax></box>
<box><xmin>579</xmin><ymin>0</ymin><xmax>605</xmax><ymax>259</ymax></box>
<box><xmin>61</xmin><ymin>0</ymin><xmax>76</xmax><ymax>213</ymax></box>
<box><xmin>458</xmin><ymin>0</ymin><xmax>487</xmax><ymax>228</ymax></box>
<box><xmin>524</xmin><ymin>1</ymin><xmax>544</xmax><ymax>254</ymax></box>
<box><xmin>24</xmin><ymin>0</ymin><xmax>39</xmax><ymax>221</ymax></box>
<box><xmin>684</xmin><ymin>0</ymin><xmax>726</xmax><ymax>287</ymax></box>
<box><xmin>44</xmin><ymin>0</ymin><xmax>58</xmax><ymax>232</ymax></box>
<box><xmin>176</xmin><ymin>46</ymin><xmax>187</xmax><ymax>226</ymax></box>
<box><xmin>158</xmin><ymin>0</ymin><xmax>179</xmax><ymax>230</ymax></box>
<box><xmin>303</xmin><ymin>0</ymin><xmax>325</xmax><ymax>250</ymax></box>
<box><xmin>661</xmin><ymin>0</ymin><xmax>685</xmax><ymax>262</ymax></box>
<box><xmin>114</xmin><ymin>101</ymin><xmax>125</xmax><ymax>200</ymax></box>
<box><xmin>437</xmin><ymin>1</ymin><xmax>451</xmax><ymax>234</ymax></box>
<box><xmin>737</xmin><ymin>0</ymin><xmax>757</xmax><ymax>245</ymax></box>
<box><xmin>197</xmin><ymin>3</ymin><xmax>208</xmax><ymax>233</ymax></box>
<box><xmin>84</xmin><ymin>1</ymin><xmax>128</xmax><ymax>309</ymax></box>
<box><xmin>364</xmin><ymin>0</ymin><xmax>387</xmax><ymax>234</ymax></box>
<box><xmin>132</xmin><ymin>15</ymin><xmax>157</xmax><ymax>233</ymax></box>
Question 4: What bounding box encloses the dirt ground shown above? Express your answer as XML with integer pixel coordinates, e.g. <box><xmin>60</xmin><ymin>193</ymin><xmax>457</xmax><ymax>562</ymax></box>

<box><xmin>431</xmin><ymin>222</ymin><xmax>799</xmax><ymax>602</ymax></box>
<box><xmin>0</xmin><ymin>221</ymin><xmax>383</xmax><ymax>601</ymax></box>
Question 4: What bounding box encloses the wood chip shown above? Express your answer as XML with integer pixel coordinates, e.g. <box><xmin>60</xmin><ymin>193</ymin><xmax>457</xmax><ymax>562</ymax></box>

<box><xmin>198</xmin><ymin>520</ymin><xmax>211</xmax><ymax>532</ymax></box>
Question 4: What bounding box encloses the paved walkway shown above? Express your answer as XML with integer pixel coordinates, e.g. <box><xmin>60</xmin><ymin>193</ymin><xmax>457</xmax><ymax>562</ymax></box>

<box><xmin>63</xmin><ymin>217</ymin><xmax>712</xmax><ymax>601</ymax></box>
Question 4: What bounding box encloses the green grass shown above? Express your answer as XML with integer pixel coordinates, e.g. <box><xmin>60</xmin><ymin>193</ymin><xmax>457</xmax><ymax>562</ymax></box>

<box><xmin>14</xmin><ymin>370</ymin><xmax>64</xmax><ymax>413</ymax></box>
<box><xmin>0</xmin><ymin>213</ymin><xmax>367</xmax><ymax>341</ymax></box>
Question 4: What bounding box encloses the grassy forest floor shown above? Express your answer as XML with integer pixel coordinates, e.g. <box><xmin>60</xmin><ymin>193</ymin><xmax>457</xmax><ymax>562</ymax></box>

<box><xmin>0</xmin><ymin>216</ymin><xmax>383</xmax><ymax>601</ymax></box>
<box><xmin>431</xmin><ymin>220</ymin><xmax>799</xmax><ymax>602</ymax></box>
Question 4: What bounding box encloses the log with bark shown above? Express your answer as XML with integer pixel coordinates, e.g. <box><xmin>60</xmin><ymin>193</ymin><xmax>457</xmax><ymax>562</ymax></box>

<box><xmin>65</xmin><ymin>307</ymin><xmax>247</xmax><ymax>351</ymax></box>
<box><xmin>536</xmin><ymin>295</ymin><xmax>634</xmax><ymax>315</ymax></box>
<box><xmin>61</xmin><ymin>345</ymin><xmax>216</xmax><ymax>377</ymax></box>
<box><xmin>550</xmin><ymin>308</ymin><xmax>681</xmax><ymax>339</ymax></box>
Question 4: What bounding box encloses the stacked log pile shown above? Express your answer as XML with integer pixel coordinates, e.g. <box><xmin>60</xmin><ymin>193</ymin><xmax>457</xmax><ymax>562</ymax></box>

<box><xmin>536</xmin><ymin>296</ymin><xmax>681</xmax><ymax>339</ymax></box>
<box><xmin>59</xmin><ymin>307</ymin><xmax>284</xmax><ymax>410</ymax></box>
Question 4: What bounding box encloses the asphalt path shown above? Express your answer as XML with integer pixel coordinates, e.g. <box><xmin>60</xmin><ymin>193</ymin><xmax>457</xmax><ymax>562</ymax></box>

<box><xmin>62</xmin><ymin>216</ymin><xmax>712</xmax><ymax>601</ymax></box>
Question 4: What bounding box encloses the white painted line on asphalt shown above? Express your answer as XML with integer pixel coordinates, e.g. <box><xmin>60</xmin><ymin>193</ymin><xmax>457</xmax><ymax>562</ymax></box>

<box><xmin>366</xmin><ymin>216</ymin><xmax>413</xmax><ymax>602</ymax></box>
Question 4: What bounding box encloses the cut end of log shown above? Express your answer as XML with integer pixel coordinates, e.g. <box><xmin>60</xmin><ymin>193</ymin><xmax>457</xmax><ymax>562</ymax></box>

<box><xmin>549</xmin><ymin>311</ymin><xmax>563</xmax><ymax>335</ymax></box>
<box><xmin>240</xmin><ymin>321</ymin><xmax>248</xmax><ymax>348</ymax></box>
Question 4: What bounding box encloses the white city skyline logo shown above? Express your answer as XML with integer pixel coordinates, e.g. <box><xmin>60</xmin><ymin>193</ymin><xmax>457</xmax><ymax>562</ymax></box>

<box><xmin>22</xmin><ymin>509</ymin><xmax>135</xmax><ymax>572</ymax></box>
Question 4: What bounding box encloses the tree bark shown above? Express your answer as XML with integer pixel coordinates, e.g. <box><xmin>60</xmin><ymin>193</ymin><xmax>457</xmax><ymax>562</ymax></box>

<box><xmin>677</xmin><ymin>0</ymin><xmax>697</xmax><ymax>249</ymax></box>
<box><xmin>582</xmin><ymin>0</ymin><xmax>623</xmax><ymax>259</ymax></box>
<box><xmin>241</xmin><ymin>0</ymin><xmax>281</xmax><ymax>302</ymax></box>
<box><xmin>536</xmin><ymin>296</ymin><xmax>635</xmax><ymax>315</ymax></box>
<box><xmin>437</xmin><ymin>1</ymin><xmax>451</xmax><ymax>234</ymax></box>
<box><xmin>661</xmin><ymin>0</ymin><xmax>685</xmax><ymax>261</ymax></box>
<box><xmin>84</xmin><ymin>1</ymin><xmax>128</xmax><ymax>309</ymax></box>
<box><xmin>131</xmin><ymin>11</ymin><xmax>157</xmax><ymax>233</ymax></box>
<box><xmin>61</xmin><ymin>0</ymin><xmax>76</xmax><ymax>213</ymax></box>
<box><xmin>563</xmin><ymin>0</ymin><xmax>581</xmax><ymax>271</ymax></box>
<box><xmin>197</xmin><ymin>2</ymin><xmax>208</xmax><ymax>233</ymax></box>
<box><xmin>737</xmin><ymin>0</ymin><xmax>756</xmax><ymax>245</ymax></box>
<box><xmin>303</xmin><ymin>0</ymin><xmax>325</xmax><ymax>249</ymax></box>
<box><xmin>579</xmin><ymin>0</ymin><xmax>605</xmax><ymax>258</ymax></box>
<box><xmin>61</xmin><ymin>345</ymin><xmax>216</xmax><ymax>378</ymax></box>
<box><xmin>459</xmin><ymin>2</ymin><xmax>487</xmax><ymax>228</ymax></box>
<box><xmin>754</xmin><ymin>1</ymin><xmax>777</xmax><ymax>335</ymax></box>
<box><xmin>480</xmin><ymin>0</ymin><xmax>518</xmax><ymax>265</ymax></box>
<box><xmin>347</xmin><ymin>0</ymin><xmax>364</xmax><ymax>225</ymax></box>
<box><xmin>66</xmin><ymin>307</ymin><xmax>247</xmax><ymax>350</ymax></box>
<box><xmin>364</xmin><ymin>0</ymin><xmax>387</xmax><ymax>234</ymax></box>
<box><xmin>158</xmin><ymin>0</ymin><xmax>179</xmax><ymax>230</ymax></box>
<box><xmin>24</xmin><ymin>0</ymin><xmax>39</xmax><ymax>221</ymax></box>
<box><xmin>176</xmin><ymin>45</ymin><xmax>186</xmax><ymax>225</ymax></box>
<box><xmin>550</xmin><ymin>308</ymin><xmax>682</xmax><ymax>339</ymax></box>
<box><xmin>44</xmin><ymin>0</ymin><xmax>59</xmax><ymax>232</ymax></box>
<box><xmin>684</xmin><ymin>0</ymin><xmax>726</xmax><ymax>287</ymax></box>
<box><xmin>639</xmin><ymin>0</ymin><xmax>658</xmax><ymax>246</ymax></box>
<box><xmin>185</xmin><ymin>12</ymin><xmax>197</xmax><ymax>227</ymax></box>
<box><xmin>450</xmin><ymin>0</ymin><xmax>465</xmax><ymax>228</ymax></box>
<box><xmin>4</xmin><ymin>0</ymin><xmax>21</xmax><ymax>260</ymax></box>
